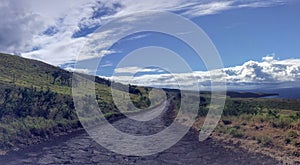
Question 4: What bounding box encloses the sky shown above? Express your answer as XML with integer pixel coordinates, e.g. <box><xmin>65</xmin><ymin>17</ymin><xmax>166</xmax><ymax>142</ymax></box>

<box><xmin>0</xmin><ymin>0</ymin><xmax>299</xmax><ymax>90</ymax></box>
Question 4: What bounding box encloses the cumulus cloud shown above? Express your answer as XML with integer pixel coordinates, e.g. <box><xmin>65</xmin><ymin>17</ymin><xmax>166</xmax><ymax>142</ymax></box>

<box><xmin>0</xmin><ymin>0</ymin><xmax>46</xmax><ymax>54</ymax></box>
<box><xmin>106</xmin><ymin>56</ymin><xmax>300</xmax><ymax>90</ymax></box>
<box><xmin>223</xmin><ymin>58</ymin><xmax>300</xmax><ymax>85</ymax></box>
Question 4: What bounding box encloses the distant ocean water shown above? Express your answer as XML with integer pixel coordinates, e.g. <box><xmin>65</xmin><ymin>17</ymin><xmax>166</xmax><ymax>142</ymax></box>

<box><xmin>236</xmin><ymin>87</ymin><xmax>300</xmax><ymax>99</ymax></box>
<box><xmin>257</xmin><ymin>88</ymin><xmax>300</xmax><ymax>99</ymax></box>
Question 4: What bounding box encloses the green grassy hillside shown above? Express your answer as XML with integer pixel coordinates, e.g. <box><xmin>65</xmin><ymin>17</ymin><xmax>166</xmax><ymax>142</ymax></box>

<box><xmin>0</xmin><ymin>53</ymin><xmax>155</xmax><ymax>151</ymax></box>
<box><xmin>0</xmin><ymin>53</ymin><xmax>72</xmax><ymax>94</ymax></box>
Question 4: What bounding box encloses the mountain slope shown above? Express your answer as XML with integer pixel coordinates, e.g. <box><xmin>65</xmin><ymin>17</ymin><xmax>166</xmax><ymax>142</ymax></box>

<box><xmin>0</xmin><ymin>53</ymin><xmax>154</xmax><ymax>151</ymax></box>
<box><xmin>0</xmin><ymin>53</ymin><xmax>76</xmax><ymax>96</ymax></box>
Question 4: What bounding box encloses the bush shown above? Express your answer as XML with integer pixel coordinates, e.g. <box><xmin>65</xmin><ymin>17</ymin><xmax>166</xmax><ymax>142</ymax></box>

<box><xmin>240</xmin><ymin>114</ymin><xmax>252</xmax><ymax>121</ymax></box>
<box><xmin>198</xmin><ymin>107</ymin><xmax>209</xmax><ymax>117</ymax></box>
<box><xmin>292</xmin><ymin>120</ymin><xmax>300</xmax><ymax>130</ymax></box>
<box><xmin>270</xmin><ymin>117</ymin><xmax>293</xmax><ymax>129</ymax></box>
<box><xmin>252</xmin><ymin>114</ymin><xmax>267</xmax><ymax>123</ymax></box>
<box><xmin>289</xmin><ymin>112</ymin><xmax>300</xmax><ymax>121</ymax></box>
<box><xmin>257</xmin><ymin>136</ymin><xmax>273</xmax><ymax>147</ymax></box>
<box><xmin>292</xmin><ymin>141</ymin><xmax>300</xmax><ymax>147</ymax></box>
<box><xmin>222</xmin><ymin>119</ymin><xmax>232</xmax><ymax>125</ymax></box>
<box><xmin>267</xmin><ymin>109</ymin><xmax>279</xmax><ymax>119</ymax></box>
<box><xmin>228</xmin><ymin>127</ymin><xmax>244</xmax><ymax>138</ymax></box>
<box><xmin>287</xmin><ymin>130</ymin><xmax>298</xmax><ymax>139</ymax></box>
<box><xmin>284</xmin><ymin>130</ymin><xmax>298</xmax><ymax>145</ymax></box>
<box><xmin>215</xmin><ymin>125</ymin><xmax>227</xmax><ymax>134</ymax></box>
<box><xmin>284</xmin><ymin>138</ymin><xmax>292</xmax><ymax>144</ymax></box>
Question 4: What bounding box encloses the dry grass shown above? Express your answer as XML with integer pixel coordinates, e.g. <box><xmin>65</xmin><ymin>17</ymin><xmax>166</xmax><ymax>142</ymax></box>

<box><xmin>193</xmin><ymin>115</ymin><xmax>300</xmax><ymax>164</ymax></box>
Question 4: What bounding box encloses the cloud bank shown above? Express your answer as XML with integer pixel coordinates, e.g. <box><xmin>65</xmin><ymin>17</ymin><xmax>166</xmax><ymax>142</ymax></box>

<box><xmin>107</xmin><ymin>55</ymin><xmax>300</xmax><ymax>90</ymax></box>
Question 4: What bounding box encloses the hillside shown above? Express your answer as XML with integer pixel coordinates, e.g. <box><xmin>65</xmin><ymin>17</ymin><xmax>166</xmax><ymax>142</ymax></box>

<box><xmin>0</xmin><ymin>53</ymin><xmax>73</xmax><ymax>94</ymax></box>
<box><xmin>0</xmin><ymin>53</ymin><xmax>155</xmax><ymax>151</ymax></box>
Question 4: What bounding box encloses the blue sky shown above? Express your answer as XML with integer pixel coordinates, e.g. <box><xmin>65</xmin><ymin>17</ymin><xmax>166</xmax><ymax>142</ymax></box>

<box><xmin>194</xmin><ymin>2</ymin><xmax>300</xmax><ymax>66</ymax></box>
<box><xmin>0</xmin><ymin>0</ymin><xmax>299</xmax><ymax>89</ymax></box>
<box><xmin>88</xmin><ymin>1</ymin><xmax>300</xmax><ymax>78</ymax></box>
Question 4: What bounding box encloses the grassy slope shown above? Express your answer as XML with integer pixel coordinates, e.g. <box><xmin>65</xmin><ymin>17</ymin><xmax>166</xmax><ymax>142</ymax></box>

<box><xmin>0</xmin><ymin>53</ymin><xmax>72</xmax><ymax>94</ymax></box>
<box><xmin>0</xmin><ymin>53</ymin><xmax>155</xmax><ymax>151</ymax></box>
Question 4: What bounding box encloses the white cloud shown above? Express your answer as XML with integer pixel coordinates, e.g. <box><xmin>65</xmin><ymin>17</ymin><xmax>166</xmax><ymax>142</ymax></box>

<box><xmin>106</xmin><ymin>55</ymin><xmax>300</xmax><ymax>90</ymax></box>
<box><xmin>64</xmin><ymin>67</ymin><xmax>90</xmax><ymax>74</ymax></box>
<box><xmin>180</xmin><ymin>1</ymin><xmax>234</xmax><ymax>17</ymax></box>
<box><xmin>100</xmin><ymin>62</ymin><xmax>113</xmax><ymax>67</ymax></box>
<box><xmin>20</xmin><ymin>1</ymin><xmax>103</xmax><ymax>65</ymax></box>
<box><xmin>262</xmin><ymin>54</ymin><xmax>276</xmax><ymax>62</ymax></box>
<box><xmin>20</xmin><ymin>1</ymin><xmax>122</xmax><ymax>65</ymax></box>
<box><xmin>0</xmin><ymin>0</ymin><xmax>46</xmax><ymax>54</ymax></box>
<box><xmin>114</xmin><ymin>66</ymin><xmax>164</xmax><ymax>74</ymax></box>
<box><xmin>123</xmin><ymin>34</ymin><xmax>151</xmax><ymax>41</ymax></box>
<box><xmin>0</xmin><ymin>0</ymin><xmax>289</xmax><ymax>66</ymax></box>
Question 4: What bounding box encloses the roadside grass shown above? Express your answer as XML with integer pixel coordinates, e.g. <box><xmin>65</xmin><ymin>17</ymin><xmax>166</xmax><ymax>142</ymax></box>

<box><xmin>215</xmin><ymin>110</ymin><xmax>300</xmax><ymax>146</ymax></box>
<box><xmin>191</xmin><ymin>96</ymin><xmax>300</xmax><ymax>163</ymax></box>
<box><xmin>0</xmin><ymin>116</ymin><xmax>80</xmax><ymax>149</ymax></box>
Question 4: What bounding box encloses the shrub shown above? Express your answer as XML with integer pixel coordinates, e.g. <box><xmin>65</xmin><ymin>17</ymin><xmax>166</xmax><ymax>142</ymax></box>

<box><xmin>292</xmin><ymin>120</ymin><xmax>300</xmax><ymax>130</ymax></box>
<box><xmin>292</xmin><ymin>141</ymin><xmax>300</xmax><ymax>147</ymax></box>
<box><xmin>267</xmin><ymin>109</ymin><xmax>279</xmax><ymax>119</ymax></box>
<box><xmin>228</xmin><ymin>127</ymin><xmax>244</xmax><ymax>138</ymax></box>
<box><xmin>287</xmin><ymin>130</ymin><xmax>298</xmax><ymax>139</ymax></box>
<box><xmin>256</xmin><ymin>136</ymin><xmax>273</xmax><ymax>147</ymax></box>
<box><xmin>222</xmin><ymin>119</ymin><xmax>232</xmax><ymax>125</ymax></box>
<box><xmin>284</xmin><ymin>138</ymin><xmax>292</xmax><ymax>144</ymax></box>
<box><xmin>290</xmin><ymin>112</ymin><xmax>300</xmax><ymax>121</ymax></box>
<box><xmin>215</xmin><ymin>125</ymin><xmax>227</xmax><ymax>134</ymax></box>
<box><xmin>270</xmin><ymin>117</ymin><xmax>293</xmax><ymax>129</ymax></box>
<box><xmin>252</xmin><ymin>114</ymin><xmax>267</xmax><ymax>123</ymax></box>
<box><xmin>198</xmin><ymin>106</ymin><xmax>209</xmax><ymax>117</ymax></box>
<box><xmin>240</xmin><ymin>114</ymin><xmax>252</xmax><ymax>121</ymax></box>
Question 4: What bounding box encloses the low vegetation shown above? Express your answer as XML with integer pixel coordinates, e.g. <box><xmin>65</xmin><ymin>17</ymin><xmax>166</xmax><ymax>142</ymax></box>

<box><xmin>192</xmin><ymin>96</ymin><xmax>300</xmax><ymax>164</ymax></box>
<box><xmin>0</xmin><ymin>53</ymin><xmax>159</xmax><ymax>151</ymax></box>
